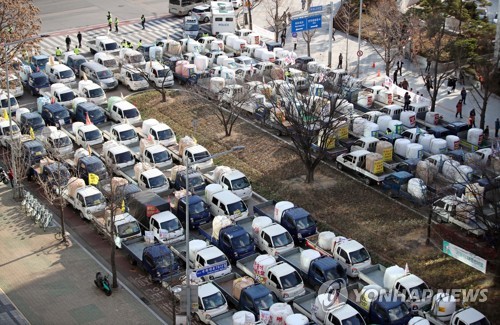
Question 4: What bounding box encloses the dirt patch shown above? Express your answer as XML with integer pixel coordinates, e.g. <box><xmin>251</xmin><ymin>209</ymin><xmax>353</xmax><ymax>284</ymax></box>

<box><xmin>130</xmin><ymin>91</ymin><xmax>499</xmax><ymax>319</ymax></box>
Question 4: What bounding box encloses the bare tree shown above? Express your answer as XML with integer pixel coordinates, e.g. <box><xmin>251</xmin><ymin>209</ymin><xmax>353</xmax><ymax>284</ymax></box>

<box><xmin>0</xmin><ymin>0</ymin><xmax>42</xmax><ymax>65</ymax></box>
<box><xmin>137</xmin><ymin>61</ymin><xmax>173</xmax><ymax>102</ymax></box>
<box><xmin>2</xmin><ymin>136</ymin><xmax>31</xmax><ymax>198</ymax></box>
<box><xmin>365</xmin><ymin>0</ymin><xmax>408</xmax><ymax>76</ymax></box>
<box><xmin>302</xmin><ymin>30</ymin><xmax>317</xmax><ymax>57</ymax></box>
<box><xmin>242</xmin><ymin>0</ymin><xmax>262</xmax><ymax>30</ymax></box>
<box><xmin>265</xmin><ymin>0</ymin><xmax>290</xmax><ymax>42</ymax></box>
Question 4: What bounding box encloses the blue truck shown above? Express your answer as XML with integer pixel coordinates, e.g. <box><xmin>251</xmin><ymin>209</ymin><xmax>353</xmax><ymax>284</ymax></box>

<box><xmin>381</xmin><ymin>171</ymin><xmax>427</xmax><ymax>205</ymax></box>
<box><xmin>170</xmin><ymin>169</ymin><xmax>206</xmax><ymax>193</ymax></box>
<box><xmin>253</xmin><ymin>200</ymin><xmax>317</xmax><ymax>243</ymax></box>
<box><xmin>19</xmin><ymin>112</ymin><xmax>45</xmax><ymax>135</ymax></box>
<box><xmin>122</xmin><ymin>237</ymin><xmax>179</xmax><ymax>283</ymax></box>
<box><xmin>70</xmin><ymin>155</ymin><xmax>110</xmax><ymax>185</ymax></box>
<box><xmin>278</xmin><ymin>247</ymin><xmax>348</xmax><ymax>290</ymax></box>
<box><xmin>198</xmin><ymin>221</ymin><xmax>255</xmax><ymax>263</ymax></box>
<box><xmin>73</xmin><ymin>102</ymin><xmax>107</xmax><ymax>125</ymax></box>
<box><xmin>169</xmin><ymin>193</ymin><xmax>211</xmax><ymax>228</ymax></box>
<box><xmin>29</xmin><ymin>54</ymin><xmax>49</xmax><ymax>72</ymax></box>
<box><xmin>25</xmin><ymin>71</ymin><xmax>50</xmax><ymax>96</ymax></box>
<box><xmin>40</xmin><ymin>103</ymin><xmax>71</xmax><ymax>127</ymax></box>
<box><xmin>33</xmin><ymin>162</ymin><xmax>71</xmax><ymax>192</ymax></box>
<box><xmin>213</xmin><ymin>273</ymin><xmax>278</xmax><ymax>319</ymax></box>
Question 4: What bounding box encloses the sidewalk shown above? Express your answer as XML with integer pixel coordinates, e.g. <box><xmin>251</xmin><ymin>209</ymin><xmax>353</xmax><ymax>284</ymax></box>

<box><xmin>0</xmin><ymin>186</ymin><xmax>165</xmax><ymax>325</ymax></box>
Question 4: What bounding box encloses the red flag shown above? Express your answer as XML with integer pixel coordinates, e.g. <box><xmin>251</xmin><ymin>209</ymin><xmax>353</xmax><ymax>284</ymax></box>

<box><xmin>51</xmin><ymin>97</ymin><xmax>56</xmax><ymax>104</ymax></box>
<box><xmin>148</xmin><ymin>133</ymin><xmax>154</xmax><ymax>141</ymax></box>
<box><xmin>405</xmin><ymin>263</ymin><xmax>410</xmax><ymax>275</ymax></box>
<box><xmin>85</xmin><ymin>112</ymin><xmax>92</xmax><ymax>125</ymax></box>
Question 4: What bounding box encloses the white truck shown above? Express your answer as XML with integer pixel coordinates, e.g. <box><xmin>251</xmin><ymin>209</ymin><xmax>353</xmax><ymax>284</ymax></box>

<box><xmin>115</xmin><ymin>48</ymin><xmax>146</xmax><ymax>70</ymax></box>
<box><xmin>203</xmin><ymin>166</ymin><xmax>252</xmax><ymax>200</ymax></box>
<box><xmin>205</xmin><ymin>184</ymin><xmax>249</xmax><ymax>220</ymax></box>
<box><xmin>236</xmin><ymin>216</ymin><xmax>295</xmax><ymax>256</ymax></box>
<box><xmin>98</xmin><ymin>141</ymin><xmax>135</xmax><ymax>173</ymax></box>
<box><xmin>101</xmin><ymin>123</ymin><xmax>139</xmax><ymax>146</ymax></box>
<box><xmin>305</xmin><ymin>232</ymin><xmax>372</xmax><ymax>278</ymax></box>
<box><xmin>61</xmin><ymin>121</ymin><xmax>104</xmax><ymax>148</ymax></box>
<box><xmin>41</xmin><ymin>83</ymin><xmax>76</xmax><ymax>108</ymax></box>
<box><xmin>137</xmin><ymin>119</ymin><xmax>177</xmax><ymax>147</ymax></box>
<box><xmin>87</xmin><ymin>36</ymin><xmax>120</xmax><ymax>54</ymax></box>
<box><xmin>138</xmin><ymin>139</ymin><xmax>173</xmax><ymax>169</ymax></box>
<box><xmin>195</xmin><ymin>282</ymin><xmax>229</xmax><ymax>324</ymax></box>
<box><xmin>115</xmin><ymin>65</ymin><xmax>149</xmax><ymax>92</ymax></box>
<box><xmin>143</xmin><ymin>211</ymin><xmax>185</xmax><ymax>244</ymax></box>
<box><xmin>45</xmin><ymin>61</ymin><xmax>76</xmax><ymax>87</ymax></box>
<box><xmin>0</xmin><ymin>118</ymin><xmax>21</xmax><ymax>147</ymax></box>
<box><xmin>0</xmin><ymin>71</ymin><xmax>24</xmax><ymax>97</ymax></box>
<box><xmin>77</xmin><ymin>80</ymin><xmax>107</xmax><ymax>106</ymax></box>
<box><xmin>144</xmin><ymin>61</ymin><xmax>174</xmax><ymax>88</ymax></box>
<box><xmin>94</xmin><ymin>209</ymin><xmax>143</xmax><ymax>248</ymax></box>
<box><xmin>166</xmin><ymin>136</ymin><xmax>213</xmax><ymax>172</ymax></box>
<box><xmin>236</xmin><ymin>253</ymin><xmax>306</xmax><ymax>302</ymax></box>
<box><xmin>94</xmin><ymin>52</ymin><xmax>120</xmax><ymax>73</ymax></box>
<box><xmin>63</xmin><ymin>179</ymin><xmax>106</xmax><ymax>220</ymax></box>
<box><xmin>359</xmin><ymin>264</ymin><xmax>431</xmax><ymax>311</ymax></box>
<box><xmin>106</xmin><ymin>97</ymin><xmax>142</xmax><ymax>126</ymax></box>
<box><xmin>432</xmin><ymin>195</ymin><xmax>486</xmax><ymax>236</ymax></box>
<box><xmin>336</xmin><ymin>150</ymin><xmax>393</xmax><ymax>185</ymax></box>
<box><xmin>136</xmin><ymin>167</ymin><xmax>170</xmax><ymax>193</ymax></box>
<box><xmin>170</xmin><ymin>240</ymin><xmax>232</xmax><ymax>282</ymax></box>
<box><xmin>38</xmin><ymin>126</ymin><xmax>73</xmax><ymax>157</ymax></box>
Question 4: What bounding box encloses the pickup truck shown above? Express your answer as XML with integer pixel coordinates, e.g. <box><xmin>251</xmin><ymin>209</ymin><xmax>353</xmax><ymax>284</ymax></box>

<box><xmin>431</xmin><ymin>195</ymin><xmax>487</xmax><ymax>236</ymax></box>
<box><xmin>94</xmin><ymin>52</ymin><xmax>120</xmax><ymax>73</ymax></box>
<box><xmin>253</xmin><ymin>200</ymin><xmax>317</xmax><ymax>243</ymax></box>
<box><xmin>278</xmin><ymin>248</ymin><xmax>348</xmax><ymax>290</ymax></box>
<box><xmin>166</xmin><ymin>140</ymin><xmax>213</xmax><ymax>173</ymax></box>
<box><xmin>97</xmin><ymin>141</ymin><xmax>135</xmax><ymax>174</ymax></box>
<box><xmin>305</xmin><ymin>233</ymin><xmax>371</xmax><ymax>278</ymax></box>
<box><xmin>92</xmin><ymin>209</ymin><xmax>142</xmax><ymax>247</ymax></box>
<box><xmin>25</xmin><ymin>71</ymin><xmax>50</xmax><ymax>97</ymax></box>
<box><xmin>72</xmin><ymin>101</ymin><xmax>107</xmax><ymax>125</ymax></box>
<box><xmin>169</xmin><ymin>191</ymin><xmax>211</xmax><ymax>228</ymax></box>
<box><xmin>0</xmin><ymin>119</ymin><xmax>21</xmax><ymax>147</ymax></box>
<box><xmin>138</xmin><ymin>142</ymin><xmax>173</xmax><ymax>170</ymax></box>
<box><xmin>39</xmin><ymin>102</ymin><xmax>71</xmax><ymax>127</ymax></box>
<box><xmin>61</xmin><ymin>122</ymin><xmax>104</xmax><ymax>148</ymax></box>
<box><xmin>169</xmin><ymin>240</ymin><xmax>232</xmax><ymax>281</ymax></box>
<box><xmin>100</xmin><ymin>122</ymin><xmax>138</xmax><ymax>146</ymax></box>
<box><xmin>137</xmin><ymin>119</ymin><xmax>177</xmax><ymax>147</ymax></box>
<box><xmin>292</xmin><ymin>292</ymin><xmax>365</xmax><ymax>325</ymax></box>
<box><xmin>236</xmin><ymin>253</ymin><xmax>306</xmax><ymax>302</ymax></box>
<box><xmin>1</xmin><ymin>71</ymin><xmax>24</xmax><ymax>97</ymax></box>
<box><xmin>198</xmin><ymin>219</ymin><xmax>255</xmax><ymax>263</ymax></box>
<box><xmin>144</xmin><ymin>61</ymin><xmax>174</xmax><ymax>88</ymax></box>
<box><xmin>38</xmin><ymin>126</ymin><xmax>73</xmax><ymax>157</ymax></box>
<box><xmin>136</xmin><ymin>208</ymin><xmax>185</xmax><ymax>245</ymax></box>
<box><xmin>115</xmin><ymin>48</ymin><xmax>146</xmax><ymax>70</ymax></box>
<box><xmin>382</xmin><ymin>171</ymin><xmax>427</xmax><ymax>205</ymax></box>
<box><xmin>336</xmin><ymin>150</ymin><xmax>393</xmax><ymax>185</ymax></box>
<box><xmin>254</xmin><ymin>105</ymin><xmax>293</xmax><ymax>137</ymax></box>
<box><xmin>45</xmin><ymin>62</ymin><xmax>76</xmax><ymax>87</ymax></box>
<box><xmin>106</xmin><ymin>97</ymin><xmax>142</xmax><ymax>126</ymax></box>
<box><xmin>28</xmin><ymin>54</ymin><xmax>49</xmax><ymax>72</ymax></box>
<box><xmin>122</xmin><ymin>237</ymin><xmax>180</xmax><ymax>283</ymax></box>
<box><xmin>41</xmin><ymin>83</ymin><xmax>76</xmax><ymax>108</ymax></box>
<box><xmin>62</xmin><ymin>53</ymin><xmax>88</xmax><ymax>77</ymax></box>
<box><xmin>359</xmin><ymin>264</ymin><xmax>430</xmax><ymax>311</ymax></box>
<box><xmin>32</xmin><ymin>161</ymin><xmax>71</xmax><ymax>191</ymax></box>
<box><xmin>205</xmin><ymin>184</ymin><xmax>249</xmax><ymax>221</ymax></box>
<box><xmin>212</xmin><ymin>273</ymin><xmax>278</xmax><ymax>319</ymax></box>
<box><xmin>169</xmin><ymin>168</ymin><xmax>206</xmax><ymax>193</ymax></box>
<box><xmin>115</xmin><ymin>65</ymin><xmax>149</xmax><ymax>91</ymax></box>
<box><xmin>203</xmin><ymin>166</ymin><xmax>252</xmax><ymax>200</ymax></box>
<box><xmin>18</xmin><ymin>111</ymin><xmax>45</xmax><ymax>135</ymax></box>
<box><xmin>22</xmin><ymin>139</ymin><xmax>48</xmax><ymax>173</ymax></box>
<box><xmin>77</xmin><ymin>80</ymin><xmax>107</xmax><ymax>106</ymax></box>
<box><xmin>87</xmin><ymin>36</ymin><xmax>120</xmax><ymax>54</ymax></box>
<box><xmin>195</xmin><ymin>282</ymin><xmax>229</xmax><ymax>324</ymax></box>
<box><xmin>63</xmin><ymin>181</ymin><xmax>106</xmax><ymax>220</ymax></box>
<box><xmin>66</xmin><ymin>153</ymin><xmax>109</xmax><ymax>185</ymax></box>
<box><xmin>236</xmin><ymin>216</ymin><xmax>295</xmax><ymax>256</ymax></box>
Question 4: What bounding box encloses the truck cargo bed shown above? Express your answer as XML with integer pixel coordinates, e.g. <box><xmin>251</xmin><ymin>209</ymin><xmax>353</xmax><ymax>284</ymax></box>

<box><xmin>236</xmin><ymin>253</ymin><xmax>259</xmax><ymax>278</ymax></box>
<box><xmin>358</xmin><ymin>264</ymin><xmax>385</xmax><ymax>287</ymax></box>
<box><xmin>117</xmin><ymin>165</ymin><xmax>135</xmax><ymax>182</ymax></box>
<box><xmin>292</xmin><ymin>292</ymin><xmax>315</xmax><ymax>318</ymax></box>
<box><xmin>209</xmin><ymin>311</ymin><xmax>236</xmax><ymax>325</ymax></box>
<box><xmin>278</xmin><ymin>248</ymin><xmax>302</xmax><ymax>268</ymax></box>
<box><xmin>213</xmin><ymin>273</ymin><xmax>241</xmax><ymax>304</ymax></box>
<box><xmin>169</xmin><ymin>240</ymin><xmax>188</xmax><ymax>263</ymax></box>
<box><xmin>304</xmin><ymin>234</ymin><xmax>332</xmax><ymax>257</ymax></box>
<box><xmin>253</xmin><ymin>200</ymin><xmax>276</xmax><ymax>218</ymax></box>
<box><xmin>235</xmin><ymin>218</ymin><xmax>253</xmax><ymax>236</ymax></box>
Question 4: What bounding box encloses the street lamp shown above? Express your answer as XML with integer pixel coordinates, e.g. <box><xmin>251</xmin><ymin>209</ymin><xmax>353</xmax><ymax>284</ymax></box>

<box><xmin>3</xmin><ymin>34</ymin><xmax>49</xmax><ymax>198</ymax></box>
<box><xmin>184</xmin><ymin>145</ymin><xmax>245</xmax><ymax>324</ymax></box>
<box><xmin>356</xmin><ymin>0</ymin><xmax>363</xmax><ymax>78</ymax></box>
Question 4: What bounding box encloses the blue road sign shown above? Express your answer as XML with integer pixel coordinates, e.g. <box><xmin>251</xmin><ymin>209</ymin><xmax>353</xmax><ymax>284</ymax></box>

<box><xmin>309</xmin><ymin>5</ymin><xmax>323</xmax><ymax>13</ymax></box>
<box><xmin>291</xmin><ymin>15</ymin><xmax>322</xmax><ymax>33</ymax></box>
<box><xmin>195</xmin><ymin>261</ymin><xmax>228</xmax><ymax>278</ymax></box>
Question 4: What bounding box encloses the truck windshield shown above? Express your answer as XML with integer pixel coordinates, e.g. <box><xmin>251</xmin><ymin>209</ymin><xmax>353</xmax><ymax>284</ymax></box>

<box><xmin>102</xmin><ymin>59</ymin><xmax>116</xmax><ymax>68</ymax></box>
<box><xmin>470</xmin><ymin>318</ymin><xmax>491</xmax><ymax>325</ymax></box>
<box><xmin>188</xmin><ymin>174</ymin><xmax>205</xmax><ymax>188</ymax></box>
<box><xmin>123</xmin><ymin>108</ymin><xmax>139</xmax><ymax>118</ymax></box>
<box><xmin>148</xmin><ymin>175</ymin><xmax>166</xmax><ymax>188</ymax></box>
<box><xmin>160</xmin><ymin>218</ymin><xmax>182</xmax><ymax>232</ymax></box>
<box><xmin>60</xmin><ymin>91</ymin><xmax>75</xmax><ymax>102</ymax></box>
<box><xmin>193</xmin><ymin>151</ymin><xmax>210</xmax><ymax>162</ymax></box>
<box><xmin>185</xmin><ymin>24</ymin><xmax>199</xmax><ymax>31</ymax></box>
<box><xmin>232</xmin><ymin>233</ymin><xmax>252</xmax><ymax>249</ymax></box>
<box><xmin>227</xmin><ymin>201</ymin><xmax>247</xmax><ymax>215</ymax></box>
<box><xmin>104</xmin><ymin>43</ymin><xmax>119</xmax><ymax>51</ymax></box>
<box><xmin>2</xmin><ymin>125</ymin><xmax>20</xmax><ymax>135</ymax></box>
<box><xmin>190</xmin><ymin>201</ymin><xmax>207</xmax><ymax>214</ymax></box>
<box><xmin>295</xmin><ymin>215</ymin><xmax>315</xmax><ymax>231</ymax></box>
<box><xmin>349</xmin><ymin>248</ymin><xmax>370</xmax><ymax>264</ymax></box>
<box><xmin>97</xmin><ymin>70</ymin><xmax>113</xmax><ymax>79</ymax></box>
<box><xmin>119</xmin><ymin>129</ymin><xmax>136</xmax><ymax>140</ymax></box>
<box><xmin>153</xmin><ymin>151</ymin><xmax>170</xmax><ymax>163</ymax></box>
<box><xmin>33</xmin><ymin>75</ymin><xmax>49</xmax><ymax>87</ymax></box>
<box><xmin>53</xmin><ymin>137</ymin><xmax>72</xmax><ymax>148</ymax></box>
<box><xmin>29</xmin><ymin>145</ymin><xmax>47</xmax><ymax>157</ymax></box>
<box><xmin>156</xmin><ymin>69</ymin><xmax>171</xmax><ymax>78</ymax></box>
<box><xmin>50</xmin><ymin>168</ymin><xmax>70</xmax><ymax>186</ymax></box>
<box><xmin>29</xmin><ymin>117</ymin><xmax>44</xmax><ymax>128</ymax></box>
<box><xmin>59</xmin><ymin>70</ymin><xmax>74</xmax><ymax>79</ymax></box>
<box><xmin>231</xmin><ymin>177</ymin><xmax>250</xmax><ymax>190</ymax></box>
<box><xmin>74</xmin><ymin>58</ymin><xmax>87</xmax><ymax>67</ymax></box>
<box><xmin>1</xmin><ymin>97</ymin><xmax>17</xmax><ymax>108</ymax></box>
<box><xmin>117</xmin><ymin>221</ymin><xmax>141</xmax><ymax>238</ymax></box>
<box><xmin>89</xmin><ymin>88</ymin><xmax>105</xmax><ymax>98</ymax></box>
<box><xmin>387</xmin><ymin>303</ymin><xmax>410</xmax><ymax>321</ymax></box>
<box><xmin>89</xmin><ymin>109</ymin><xmax>105</xmax><ymax>120</ymax></box>
<box><xmin>202</xmin><ymin>292</ymin><xmax>226</xmax><ymax>310</ymax></box>
<box><xmin>407</xmin><ymin>282</ymin><xmax>429</xmax><ymax>300</ymax></box>
<box><xmin>86</xmin><ymin>161</ymin><xmax>105</xmax><ymax>173</ymax></box>
<box><xmin>54</xmin><ymin>109</ymin><xmax>70</xmax><ymax>119</ymax></box>
<box><xmin>84</xmin><ymin>130</ymin><xmax>102</xmax><ymax>141</ymax></box>
<box><xmin>341</xmin><ymin>315</ymin><xmax>364</xmax><ymax>325</ymax></box>
<box><xmin>131</xmin><ymin>73</ymin><xmax>145</xmax><ymax>81</ymax></box>
<box><xmin>255</xmin><ymin>293</ymin><xmax>275</xmax><ymax>310</ymax></box>
<box><xmin>206</xmin><ymin>255</ymin><xmax>227</xmax><ymax>265</ymax></box>
<box><xmin>272</xmin><ymin>232</ymin><xmax>293</xmax><ymax>248</ymax></box>
<box><xmin>115</xmin><ymin>151</ymin><xmax>133</xmax><ymax>164</ymax></box>
<box><xmin>156</xmin><ymin>128</ymin><xmax>174</xmax><ymax>140</ymax></box>
<box><xmin>35</xmin><ymin>58</ymin><xmax>49</xmax><ymax>66</ymax></box>
<box><xmin>324</xmin><ymin>264</ymin><xmax>347</xmax><ymax>281</ymax></box>
<box><xmin>128</xmin><ymin>55</ymin><xmax>143</xmax><ymax>63</ymax></box>
<box><xmin>84</xmin><ymin>193</ymin><xmax>105</xmax><ymax>207</ymax></box>
<box><xmin>156</xmin><ymin>254</ymin><xmax>175</xmax><ymax>268</ymax></box>
<box><xmin>280</xmin><ymin>271</ymin><xmax>302</xmax><ymax>290</ymax></box>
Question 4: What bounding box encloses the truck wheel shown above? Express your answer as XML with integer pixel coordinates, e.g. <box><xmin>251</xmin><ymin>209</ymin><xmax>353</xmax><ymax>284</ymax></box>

<box><xmin>128</xmin><ymin>255</ymin><xmax>137</xmax><ymax>266</ymax></box>
<box><xmin>148</xmin><ymin>274</ymin><xmax>154</xmax><ymax>283</ymax></box>
<box><xmin>336</xmin><ymin>162</ymin><xmax>343</xmax><ymax>170</ymax></box>
<box><xmin>193</xmin><ymin>314</ymin><xmax>201</xmax><ymax>323</ymax></box>
<box><xmin>203</xmin><ymin>17</ymin><xmax>210</xmax><ymax>23</ymax></box>
<box><xmin>364</xmin><ymin>177</ymin><xmax>372</xmax><ymax>186</ymax></box>
<box><xmin>387</xmin><ymin>190</ymin><xmax>394</xmax><ymax>198</ymax></box>
<box><xmin>79</xmin><ymin>212</ymin><xmax>86</xmax><ymax>220</ymax></box>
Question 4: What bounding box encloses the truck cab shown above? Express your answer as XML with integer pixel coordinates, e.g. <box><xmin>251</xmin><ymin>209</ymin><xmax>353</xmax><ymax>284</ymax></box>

<box><xmin>27</xmin><ymin>71</ymin><xmax>50</xmax><ymax>96</ymax></box>
<box><xmin>206</xmin><ymin>184</ymin><xmax>248</xmax><ymax>220</ymax></box>
<box><xmin>141</xmin><ymin>144</ymin><xmax>172</xmax><ymax>169</ymax></box>
<box><xmin>144</xmin><ymin>61</ymin><xmax>174</xmax><ymax>88</ymax></box>
<box><xmin>380</xmin><ymin>104</ymin><xmax>404</xmax><ymax>120</ymax></box>
<box><xmin>208</xmin><ymin>167</ymin><xmax>252</xmax><ymax>200</ymax></box>
<box><xmin>74</xmin><ymin>102</ymin><xmax>107</xmax><ymax>125</ymax></box>
<box><xmin>172</xmin><ymin>169</ymin><xmax>206</xmax><ymax>192</ymax></box>
<box><xmin>401</xmin><ymin>128</ymin><xmax>428</xmax><ymax>143</ymax></box>
<box><xmin>107</xmin><ymin>123</ymin><xmax>138</xmax><ymax>145</ymax></box>
<box><xmin>1</xmin><ymin>71</ymin><xmax>24</xmax><ymax>97</ymax></box>
<box><xmin>46</xmin><ymin>83</ymin><xmax>76</xmax><ymax>108</ymax></box>
<box><xmin>195</xmin><ymin>283</ymin><xmax>228</xmax><ymax>323</ymax></box>
<box><xmin>77</xmin><ymin>80</ymin><xmax>107</xmax><ymax>106</ymax></box>
<box><xmin>183</xmin><ymin>16</ymin><xmax>200</xmax><ymax>38</ymax></box>
<box><xmin>41</xmin><ymin>103</ymin><xmax>71</xmax><ymax>127</ymax></box>
<box><xmin>331</xmin><ymin>238</ymin><xmax>371</xmax><ymax>278</ymax></box>
<box><xmin>76</xmin><ymin>155</ymin><xmax>109</xmax><ymax>185</ymax></box>
<box><xmin>170</xmin><ymin>193</ymin><xmax>211</xmax><ymax>228</ymax></box>
<box><xmin>63</xmin><ymin>53</ymin><xmax>88</xmax><ymax>77</ymax></box>
<box><xmin>45</xmin><ymin>62</ymin><xmax>76</xmax><ymax>87</ymax></box>
<box><xmin>69</xmin><ymin>185</ymin><xmax>106</xmax><ymax>220</ymax></box>
<box><xmin>149</xmin><ymin>211</ymin><xmax>185</xmax><ymax>244</ymax></box>
<box><xmin>73</xmin><ymin>123</ymin><xmax>104</xmax><ymax>147</ymax></box>
<box><xmin>250</xmin><ymin>218</ymin><xmax>294</xmax><ymax>256</ymax></box>
<box><xmin>19</xmin><ymin>112</ymin><xmax>45</xmax><ymax>134</ymax></box>
<box><xmin>117</xmin><ymin>48</ymin><xmax>146</xmax><ymax>70</ymax></box>
<box><xmin>30</xmin><ymin>55</ymin><xmax>49</xmax><ymax>72</ymax></box>
<box><xmin>39</xmin><ymin>126</ymin><xmax>73</xmax><ymax>156</ymax></box>
<box><xmin>138</xmin><ymin>168</ymin><xmax>170</xmax><ymax>193</ymax></box>
<box><xmin>192</xmin><ymin>245</ymin><xmax>232</xmax><ymax>280</ymax></box>
<box><xmin>22</xmin><ymin>139</ymin><xmax>47</xmax><ymax>166</ymax></box>
<box><xmin>264</xmin><ymin>262</ymin><xmax>306</xmax><ymax>302</ymax></box>
<box><xmin>38</xmin><ymin>162</ymin><xmax>71</xmax><ymax>190</ymax></box>
<box><xmin>183</xmin><ymin>144</ymin><xmax>214</xmax><ymax>172</ymax></box>
<box><xmin>104</xmin><ymin>144</ymin><xmax>135</xmax><ymax>170</ymax></box>
<box><xmin>88</xmin><ymin>36</ymin><xmax>120</xmax><ymax>54</ymax></box>
<box><xmin>140</xmin><ymin>119</ymin><xmax>177</xmax><ymax>147</ymax></box>
<box><xmin>351</xmin><ymin>137</ymin><xmax>379</xmax><ymax>152</ymax></box>
<box><xmin>0</xmin><ymin>92</ymin><xmax>19</xmax><ymax>114</ymax></box>
<box><xmin>107</xmin><ymin>99</ymin><xmax>142</xmax><ymax>126</ymax></box>
<box><xmin>0</xmin><ymin>120</ymin><xmax>21</xmax><ymax>147</ymax></box>
<box><xmin>94</xmin><ymin>52</ymin><xmax>120</xmax><ymax>73</ymax></box>
<box><xmin>116</xmin><ymin>65</ymin><xmax>149</xmax><ymax>91</ymax></box>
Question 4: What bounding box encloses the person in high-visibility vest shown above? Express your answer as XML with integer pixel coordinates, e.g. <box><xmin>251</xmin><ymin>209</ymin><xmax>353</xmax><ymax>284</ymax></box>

<box><xmin>114</xmin><ymin>17</ymin><xmax>119</xmax><ymax>32</ymax></box>
<box><xmin>74</xmin><ymin>46</ymin><xmax>80</xmax><ymax>55</ymax></box>
<box><xmin>108</xmin><ymin>17</ymin><xmax>112</xmax><ymax>31</ymax></box>
<box><xmin>55</xmin><ymin>47</ymin><xmax>62</xmax><ymax>57</ymax></box>
<box><xmin>121</xmin><ymin>39</ymin><xmax>127</xmax><ymax>48</ymax></box>
<box><xmin>136</xmin><ymin>39</ymin><xmax>142</xmax><ymax>49</ymax></box>
<box><xmin>141</xmin><ymin>14</ymin><xmax>146</xmax><ymax>30</ymax></box>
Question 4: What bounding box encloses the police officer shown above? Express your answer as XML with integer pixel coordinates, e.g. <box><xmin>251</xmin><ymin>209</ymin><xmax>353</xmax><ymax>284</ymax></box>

<box><xmin>115</xmin><ymin>17</ymin><xmax>119</xmax><ymax>32</ymax></box>
<box><xmin>77</xmin><ymin>31</ymin><xmax>82</xmax><ymax>48</ymax></box>
<box><xmin>141</xmin><ymin>14</ymin><xmax>146</xmax><ymax>30</ymax></box>
<box><xmin>285</xmin><ymin>68</ymin><xmax>291</xmax><ymax>81</ymax></box>
<box><xmin>127</xmin><ymin>41</ymin><xmax>132</xmax><ymax>48</ymax></box>
<box><xmin>108</xmin><ymin>16</ymin><xmax>113</xmax><ymax>32</ymax></box>
<box><xmin>137</xmin><ymin>39</ymin><xmax>142</xmax><ymax>49</ymax></box>
<box><xmin>65</xmin><ymin>35</ymin><xmax>71</xmax><ymax>52</ymax></box>
<box><xmin>121</xmin><ymin>39</ymin><xmax>127</xmax><ymax>48</ymax></box>
<box><xmin>55</xmin><ymin>47</ymin><xmax>62</xmax><ymax>57</ymax></box>
<box><xmin>74</xmin><ymin>46</ymin><xmax>80</xmax><ymax>55</ymax></box>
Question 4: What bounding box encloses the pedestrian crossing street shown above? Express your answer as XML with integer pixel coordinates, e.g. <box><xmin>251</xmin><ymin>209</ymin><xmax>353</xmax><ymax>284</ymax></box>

<box><xmin>39</xmin><ymin>17</ymin><xmax>211</xmax><ymax>57</ymax></box>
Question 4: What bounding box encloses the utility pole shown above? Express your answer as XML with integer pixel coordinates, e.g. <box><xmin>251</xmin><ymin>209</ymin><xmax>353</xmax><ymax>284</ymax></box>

<box><xmin>495</xmin><ymin>0</ymin><xmax>500</xmax><ymax>62</ymax></box>
<box><xmin>356</xmin><ymin>0</ymin><xmax>363</xmax><ymax>78</ymax></box>
<box><xmin>328</xmin><ymin>2</ymin><xmax>334</xmax><ymax>68</ymax></box>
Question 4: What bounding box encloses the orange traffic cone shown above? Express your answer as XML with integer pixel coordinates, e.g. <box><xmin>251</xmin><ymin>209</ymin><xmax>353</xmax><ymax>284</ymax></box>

<box><xmin>377</xmin><ymin>69</ymin><xmax>381</xmax><ymax>77</ymax></box>
<box><xmin>372</xmin><ymin>62</ymin><xmax>375</xmax><ymax>68</ymax></box>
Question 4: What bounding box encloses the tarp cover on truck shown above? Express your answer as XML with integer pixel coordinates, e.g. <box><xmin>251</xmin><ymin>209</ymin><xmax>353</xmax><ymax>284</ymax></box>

<box><xmin>127</xmin><ymin>191</ymin><xmax>170</xmax><ymax>224</ymax></box>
